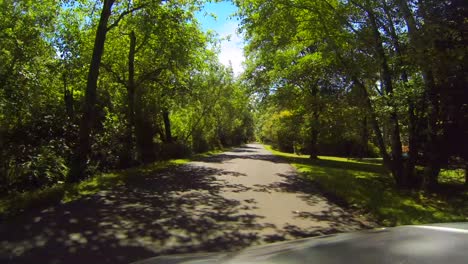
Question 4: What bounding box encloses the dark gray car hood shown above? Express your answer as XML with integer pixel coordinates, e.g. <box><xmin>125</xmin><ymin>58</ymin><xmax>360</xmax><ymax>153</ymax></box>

<box><xmin>132</xmin><ymin>223</ymin><xmax>468</xmax><ymax>264</ymax></box>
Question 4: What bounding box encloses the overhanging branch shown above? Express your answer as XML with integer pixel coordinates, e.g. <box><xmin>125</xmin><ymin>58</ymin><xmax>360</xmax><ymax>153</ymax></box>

<box><xmin>106</xmin><ymin>4</ymin><xmax>147</xmax><ymax>32</ymax></box>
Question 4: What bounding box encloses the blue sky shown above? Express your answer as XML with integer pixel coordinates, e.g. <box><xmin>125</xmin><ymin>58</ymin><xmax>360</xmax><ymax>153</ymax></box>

<box><xmin>195</xmin><ymin>1</ymin><xmax>245</xmax><ymax>75</ymax></box>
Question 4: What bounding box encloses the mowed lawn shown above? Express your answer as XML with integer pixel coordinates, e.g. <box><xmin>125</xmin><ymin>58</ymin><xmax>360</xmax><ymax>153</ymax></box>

<box><xmin>265</xmin><ymin>145</ymin><xmax>467</xmax><ymax>226</ymax></box>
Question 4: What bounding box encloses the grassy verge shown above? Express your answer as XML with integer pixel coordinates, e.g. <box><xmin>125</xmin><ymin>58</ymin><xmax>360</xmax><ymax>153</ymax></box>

<box><xmin>0</xmin><ymin>148</ymin><xmax>226</xmax><ymax>220</ymax></box>
<box><xmin>264</xmin><ymin>145</ymin><xmax>467</xmax><ymax>226</ymax></box>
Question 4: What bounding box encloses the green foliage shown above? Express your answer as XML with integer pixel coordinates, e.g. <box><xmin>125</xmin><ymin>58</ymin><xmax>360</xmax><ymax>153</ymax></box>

<box><xmin>238</xmin><ymin>0</ymin><xmax>468</xmax><ymax>188</ymax></box>
<box><xmin>0</xmin><ymin>155</ymin><xmax>195</xmax><ymax>220</ymax></box>
<box><xmin>1</xmin><ymin>1</ymin><xmax>254</xmax><ymax>199</ymax></box>
<box><xmin>259</xmin><ymin>109</ymin><xmax>301</xmax><ymax>152</ymax></box>
<box><xmin>15</xmin><ymin>145</ymin><xmax>69</xmax><ymax>189</ymax></box>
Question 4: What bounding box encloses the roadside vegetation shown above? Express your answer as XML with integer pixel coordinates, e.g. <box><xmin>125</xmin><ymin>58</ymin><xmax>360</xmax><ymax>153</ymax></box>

<box><xmin>0</xmin><ymin>149</ymin><xmax>227</xmax><ymax>220</ymax></box>
<box><xmin>1</xmin><ymin>0</ymin><xmax>466</xmax><ymax>225</ymax></box>
<box><xmin>265</xmin><ymin>145</ymin><xmax>467</xmax><ymax>226</ymax></box>
<box><xmin>239</xmin><ymin>0</ymin><xmax>467</xmax><ymax>190</ymax></box>
<box><xmin>1</xmin><ymin>0</ymin><xmax>254</xmax><ymax>215</ymax></box>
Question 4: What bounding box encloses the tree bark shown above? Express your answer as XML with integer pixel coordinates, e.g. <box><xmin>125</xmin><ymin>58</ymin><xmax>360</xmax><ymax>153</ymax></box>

<box><xmin>316</xmin><ymin>7</ymin><xmax>392</xmax><ymax>174</ymax></box>
<box><xmin>128</xmin><ymin>31</ymin><xmax>156</xmax><ymax>163</ymax></box>
<box><xmin>309</xmin><ymin>111</ymin><xmax>319</xmax><ymax>159</ymax></box>
<box><xmin>396</xmin><ymin>0</ymin><xmax>441</xmax><ymax>189</ymax></box>
<box><xmin>382</xmin><ymin>0</ymin><xmax>421</xmax><ymax>187</ymax></box>
<box><xmin>63</xmin><ymin>72</ymin><xmax>74</xmax><ymax>119</ymax></box>
<box><xmin>134</xmin><ymin>112</ymin><xmax>155</xmax><ymax>163</ymax></box>
<box><xmin>367</xmin><ymin>9</ymin><xmax>405</xmax><ymax>186</ymax></box>
<box><xmin>69</xmin><ymin>0</ymin><xmax>114</xmax><ymax>182</ymax></box>
<box><xmin>309</xmin><ymin>85</ymin><xmax>319</xmax><ymax>159</ymax></box>
<box><xmin>127</xmin><ymin>31</ymin><xmax>136</xmax><ymax>127</ymax></box>
<box><xmin>163</xmin><ymin>109</ymin><xmax>173</xmax><ymax>143</ymax></box>
<box><xmin>359</xmin><ymin>117</ymin><xmax>368</xmax><ymax>158</ymax></box>
<box><xmin>119</xmin><ymin>30</ymin><xmax>137</xmax><ymax>167</ymax></box>
<box><xmin>354</xmin><ymin>79</ymin><xmax>391</xmax><ymax>169</ymax></box>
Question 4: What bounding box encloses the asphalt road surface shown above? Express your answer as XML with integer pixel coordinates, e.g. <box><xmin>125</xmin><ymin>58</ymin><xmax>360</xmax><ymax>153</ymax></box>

<box><xmin>0</xmin><ymin>144</ymin><xmax>374</xmax><ymax>264</ymax></box>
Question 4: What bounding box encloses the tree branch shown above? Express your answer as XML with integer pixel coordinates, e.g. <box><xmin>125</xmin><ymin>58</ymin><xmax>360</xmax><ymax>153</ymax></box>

<box><xmin>101</xmin><ymin>62</ymin><xmax>126</xmax><ymax>86</ymax></box>
<box><xmin>106</xmin><ymin>4</ymin><xmax>147</xmax><ymax>32</ymax></box>
<box><xmin>136</xmin><ymin>68</ymin><xmax>164</xmax><ymax>87</ymax></box>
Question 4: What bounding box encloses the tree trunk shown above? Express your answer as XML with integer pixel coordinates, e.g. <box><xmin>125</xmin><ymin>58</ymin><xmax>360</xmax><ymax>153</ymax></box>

<box><xmin>317</xmin><ymin>10</ymin><xmax>392</xmax><ymax>172</ymax></box>
<box><xmin>63</xmin><ymin>72</ymin><xmax>74</xmax><ymax>119</ymax></box>
<box><xmin>423</xmin><ymin>70</ymin><xmax>441</xmax><ymax>189</ymax></box>
<box><xmin>309</xmin><ymin>85</ymin><xmax>319</xmax><ymax>159</ymax></box>
<box><xmin>309</xmin><ymin>111</ymin><xmax>319</xmax><ymax>160</ymax></box>
<box><xmin>69</xmin><ymin>0</ymin><xmax>114</xmax><ymax>182</ymax></box>
<box><xmin>359</xmin><ymin>117</ymin><xmax>368</xmax><ymax>158</ymax></box>
<box><xmin>163</xmin><ymin>109</ymin><xmax>173</xmax><ymax>143</ymax></box>
<box><xmin>128</xmin><ymin>31</ymin><xmax>155</xmax><ymax>163</ymax></box>
<box><xmin>355</xmin><ymin>79</ymin><xmax>391</xmax><ymax>169</ymax></box>
<box><xmin>396</xmin><ymin>0</ymin><xmax>442</xmax><ymax>189</ymax></box>
<box><xmin>134</xmin><ymin>113</ymin><xmax>155</xmax><ymax>163</ymax></box>
<box><xmin>119</xmin><ymin>30</ymin><xmax>137</xmax><ymax>167</ymax></box>
<box><xmin>383</xmin><ymin>0</ymin><xmax>420</xmax><ymax>187</ymax></box>
<box><xmin>368</xmin><ymin>9</ymin><xmax>405</xmax><ymax>187</ymax></box>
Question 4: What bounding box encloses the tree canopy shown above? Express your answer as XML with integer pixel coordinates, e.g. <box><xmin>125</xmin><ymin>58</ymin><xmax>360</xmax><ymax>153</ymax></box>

<box><xmin>236</xmin><ymin>0</ymin><xmax>467</xmax><ymax>189</ymax></box>
<box><xmin>1</xmin><ymin>0</ymin><xmax>466</xmax><ymax>195</ymax></box>
<box><xmin>0</xmin><ymin>0</ymin><xmax>254</xmax><ymax>192</ymax></box>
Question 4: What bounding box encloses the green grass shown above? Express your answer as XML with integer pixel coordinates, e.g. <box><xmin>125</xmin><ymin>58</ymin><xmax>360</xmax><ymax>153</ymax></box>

<box><xmin>0</xmin><ymin>148</ymin><xmax>226</xmax><ymax>220</ymax></box>
<box><xmin>439</xmin><ymin>168</ymin><xmax>466</xmax><ymax>185</ymax></box>
<box><xmin>265</xmin><ymin>145</ymin><xmax>468</xmax><ymax>226</ymax></box>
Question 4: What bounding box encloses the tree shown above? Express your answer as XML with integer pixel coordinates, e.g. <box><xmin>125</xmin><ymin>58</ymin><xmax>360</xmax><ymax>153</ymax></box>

<box><xmin>236</xmin><ymin>0</ymin><xmax>467</xmax><ymax>189</ymax></box>
<box><xmin>70</xmin><ymin>0</ymin><xmax>147</xmax><ymax>181</ymax></box>
<box><xmin>0</xmin><ymin>0</ymin><xmax>255</xmax><ymax>193</ymax></box>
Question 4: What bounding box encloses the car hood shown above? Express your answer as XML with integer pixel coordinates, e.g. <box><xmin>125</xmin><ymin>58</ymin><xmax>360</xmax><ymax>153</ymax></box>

<box><xmin>131</xmin><ymin>223</ymin><xmax>468</xmax><ymax>264</ymax></box>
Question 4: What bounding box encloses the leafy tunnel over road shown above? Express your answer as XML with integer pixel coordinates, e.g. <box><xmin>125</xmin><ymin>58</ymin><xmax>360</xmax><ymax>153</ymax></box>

<box><xmin>0</xmin><ymin>144</ymin><xmax>374</xmax><ymax>264</ymax></box>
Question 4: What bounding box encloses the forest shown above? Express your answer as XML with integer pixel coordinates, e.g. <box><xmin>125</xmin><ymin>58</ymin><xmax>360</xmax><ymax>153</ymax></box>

<box><xmin>0</xmin><ymin>0</ymin><xmax>467</xmax><ymax>205</ymax></box>
<box><xmin>237</xmin><ymin>0</ymin><xmax>467</xmax><ymax>189</ymax></box>
<box><xmin>1</xmin><ymin>0</ymin><xmax>254</xmax><ymax>195</ymax></box>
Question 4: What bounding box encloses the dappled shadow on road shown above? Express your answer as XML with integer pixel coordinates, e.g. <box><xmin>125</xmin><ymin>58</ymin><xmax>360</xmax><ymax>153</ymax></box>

<box><xmin>0</xmin><ymin>165</ymin><xmax>267</xmax><ymax>264</ymax></box>
<box><xmin>193</xmin><ymin>145</ymin><xmax>290</xmax><ymax>165</ymax></box>
<box><xmin>197</xmin><ymin>153</ymin><xmax>288</xmax><ymax>164</ymax></box>
<box><xmin>252</xmin><ymin>172</ymin><xmax>376</xmax><ymax>233</ymax></box>
<box><xmin>0</xmin><ymin>145</ymin><xmax>376</xmax><ymax>264</ymax></box>
<box><xmin>252</xmin><ymin>172</ymin><xmax>349</xmax><ymax>208</ymax></box>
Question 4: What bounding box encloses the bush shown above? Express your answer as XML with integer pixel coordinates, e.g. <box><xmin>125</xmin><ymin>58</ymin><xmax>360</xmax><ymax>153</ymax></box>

<box><xmin>10</xmin><ymin>145</ymin><xmax>68</xmax><ymax>192</ymax></box>
<box><xmin>158</xmin><ymin>142</ymin><xmax>191</xmax><ymax>159</ymax></box>
<box><xmin>259</xmin><ymin>110</ymin><xmax>301</xmax><ymax>153</ymax></box>
<box><xmin>318</xmin><ymin>138</ymin><xmax>379</xmax><ymax>158</ymax></box>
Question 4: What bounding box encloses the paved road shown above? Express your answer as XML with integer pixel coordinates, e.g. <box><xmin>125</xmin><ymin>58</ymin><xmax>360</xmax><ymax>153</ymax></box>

<box><xmin>0</xmin><ymin>144</ymin><xmax>373</xmax><ymax>264</ymax></box>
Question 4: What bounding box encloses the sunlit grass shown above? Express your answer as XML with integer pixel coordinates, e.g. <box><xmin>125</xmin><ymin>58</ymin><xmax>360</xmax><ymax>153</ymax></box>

<box><xmin>265</xmin><ymin>145</ymin><xmax>468</xmax><ymax>226</ymax></box>
<box><xmin>439</xmin><ymin>168</ymin><xmax>465</xmax><ymax>184</ymax></box>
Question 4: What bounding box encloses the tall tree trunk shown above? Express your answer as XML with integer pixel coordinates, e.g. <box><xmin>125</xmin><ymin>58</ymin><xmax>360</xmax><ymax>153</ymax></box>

<box><xmin>383</xmin><ymin>0</ymin><xmax>420</xmax><ymax>187</ymax></box>
<box><xmin>119</xmin><ymin>30</ymin><xmax>137</xmax><ymax>167</ymax></box>
<box><xmin>309</xmin><ymin>111</ymin><xmax>319</xmax><ymax>160</ymax></box>
<box><xmin>359</xmin><ymin>117</ymin><xmax>368</xmax><ymax>158</ymax></box>
<box><xmin>63</xmin><ymin>72</ymin><xmax>74</xmax><ymax>119</ymax></box>
<box><xmin>396</xmin><ymin>0</ymin><xmax>441</xmax><ymax>189</ymax></box>
<box><xmin>355</xmin><ymin>78</ymin><xmax>391</xmax><ymax>169</ymax></box>
<box><xmin>162</xmin><ymin>109</ymin><xmax>173</xmax><ymax>143</ymax></box>
<box><xmin>317</xmin><ymin>9</ymin><xmax>392</xmax><ymax>172</ymax></box>
<box><xmin>127</xmin><ymin>31</ymin><xmax>155</xmax><ymax>163</ymax></box>
<box><xmin>69</xmin><ymin>0</ymin><xmax>114</xmax><ymax>182</ymax></box>
<box><xmin>134</xmin><ymin>112</ymin><xmax>155</xmax><ymax>163</ymax></box>
<box><xmin>309</xmin><ymin>85</ymin><xmax>319</xmax><ymax>159</ymax></box>
<box><xmin>367</xmin><ymin>9</ymin><xmax>405</xmax><ymax>187</ymax></box>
